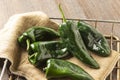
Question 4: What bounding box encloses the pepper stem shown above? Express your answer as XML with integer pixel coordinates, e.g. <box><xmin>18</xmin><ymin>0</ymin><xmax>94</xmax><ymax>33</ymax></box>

<box><xmin>59</xmin><ymin>4</ymin><xmax>66</xmax><ymax>22</ymax></box>
<box><xmin>26</xmin><ymin>39</ymin><xmax>30</xmax><ymax>51</ymax></box>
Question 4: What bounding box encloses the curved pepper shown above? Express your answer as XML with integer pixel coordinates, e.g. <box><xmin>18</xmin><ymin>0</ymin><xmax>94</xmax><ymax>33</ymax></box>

<box><xmin>45</xmin><ymin>59</ymin><xmax>94</xmax><ymax>80</ymax></box>
<box><xmin>28</xmin><ymin>41</ymin><xmax>69</xmax><ymax>66</ymax></box>
<box><xmin>18</xmin><ymin>27</ymin><xmax>60</xmax><ymax>48</ymax></box>
<box><xmin>58</xmin><ymin>5</ymin><xmax>99</xmax><ymax>69</ymax></box>
<box><xmin>77</xmin><ymin>21</ymin><xmax>111</xmax><ymax>57</ymax></box>
<box><xmin>59</xmin><ymin>21</ymin><xmax>100</xmax><ymax>69</ymax></box>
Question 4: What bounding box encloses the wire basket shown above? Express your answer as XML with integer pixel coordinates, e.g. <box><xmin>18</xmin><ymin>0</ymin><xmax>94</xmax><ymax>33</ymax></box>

<box><xmin>0</xmin><ymin>18</ymin><xmax>120</xmax><ymax>80</ymax></box>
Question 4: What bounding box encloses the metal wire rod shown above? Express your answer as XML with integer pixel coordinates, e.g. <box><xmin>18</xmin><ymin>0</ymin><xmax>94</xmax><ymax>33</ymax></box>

<box><xmin>50</xmin><ymin>17</ymin><xmax>120</xmax><ymax>23</ymax></box>
<box><xmin>0</xmin><ymin>59</ymin><xmax>8</xmax><ymax>80</ymax></box>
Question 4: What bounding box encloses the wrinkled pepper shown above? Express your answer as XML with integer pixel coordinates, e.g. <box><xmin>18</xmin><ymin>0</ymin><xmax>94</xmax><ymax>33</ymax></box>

<box><xmin>28</xmin><ymin>41</ymin><xmax>69</xmax><ymax>66</ymax></box>
<box><xmin>77</xmin><ymin>21</ymin><xmax>111</xmax><ymax>57</ymax></box>
<box><xmin>45</xmin><ymin>59</ymin><xmax>94</xmax><ymax>80</ymax></box>
<box><xmin>18</xmin><ymin>27</ymin><xmax>59</xmax><ymax>49</ymax></box>
<box><xmin>58</xmin><ymin>5</ymin><xmax>99</xmax><ymax>69</ymax></box>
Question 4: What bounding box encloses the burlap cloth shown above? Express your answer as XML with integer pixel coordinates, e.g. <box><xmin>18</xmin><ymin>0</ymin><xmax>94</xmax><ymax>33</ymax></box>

<box><xmin>0</xmin><ymin>12</ymin><xmax>120</xmax><ymax>80</ymax></box>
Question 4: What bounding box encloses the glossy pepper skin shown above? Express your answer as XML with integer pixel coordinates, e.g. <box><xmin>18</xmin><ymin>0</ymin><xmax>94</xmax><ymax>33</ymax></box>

<box><xmin>77</xmin><ymin>21</ymin><xmax>111</xmax><ymax>57</ymax></box>
<box><xmin>18</xmin><ymin>27</ymin><xmax>59</xmax><ymax>48</ymax></box>
<box><xmin>59</xmin><ymin>21</ymin><xmax>100</xmax><ymax>69</ymax></box>
<box><xmin>28</xmin><ymin>41</ymin><xmax>69</xmax><ymax>66</ymax></box>
<box><xmin>58</xmin><ymin>5</ymin><xmax>99</xmax><ymax>69</ymax></box>
<box><xmin>45</xmin><ymin>59</ymin><xmax>94</xmax><ymax>80</ymax></box>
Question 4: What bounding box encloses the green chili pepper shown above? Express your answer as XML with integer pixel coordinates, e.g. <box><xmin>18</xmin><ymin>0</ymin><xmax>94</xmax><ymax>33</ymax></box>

<box><xmin>45</xmin><ymin>59</ymin><xmax>94</xmax><ymax>80</ymax></box>
<box><xmin>77</xmin><ymin>21</ymin><xmax>111</xmax><ymax>57</ymax></box>
<box><xmin>28</xmin><ymin>41</ymin><xmax>69</xmax><ymax>66</ymax></box>
<box><xmin>58</xmin><ymin>5</ymin><xmax>99</xmax><ymax>69</ymax></box>
<box><xmin>18</xmin><ymin>27</ymin><xmax>60</xmax><ymax>49</ymax></box>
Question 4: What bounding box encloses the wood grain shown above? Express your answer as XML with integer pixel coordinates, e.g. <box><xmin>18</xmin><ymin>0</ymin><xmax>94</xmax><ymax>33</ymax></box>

<box><xmin>0</xmin><ymin>0</ymin><xmax>120</xmax><ymax>36</ymax></box>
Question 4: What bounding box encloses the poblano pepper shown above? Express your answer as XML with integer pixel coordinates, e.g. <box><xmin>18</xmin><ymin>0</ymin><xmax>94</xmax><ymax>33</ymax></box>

<box><xmin>45</xmin><ymin>59</ymin><xmax>94</xmax><ymax>80</ymax></box>
<box><xmin>77</xmin><ymin>21</ymin><xmax>111</xmax><ymax>57</ymax></box>
<box><xmin>28</xmin><ymin>41</ymin><xmax>69</xmax><ymax>66</ymax></box>
<box><xmin>58</xmin><ymin>5</ymin><xmax>99</xmax><ymax>69</ymax></box>
<box><xmin>18</xmin><ymin>27</ymin><xmax>59</xmax><ymax>49</ymax></box>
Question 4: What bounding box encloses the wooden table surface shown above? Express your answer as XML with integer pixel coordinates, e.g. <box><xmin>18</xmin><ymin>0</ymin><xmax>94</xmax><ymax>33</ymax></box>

<box><xmin>0</xmin><ymin>0</ymin><xmax>120</xmax><ymax>37</ymax></box>
<box><xmin>0</xmin><ymin>0</ymin><xmax>120</xmax><ymax>80</ymax></box>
